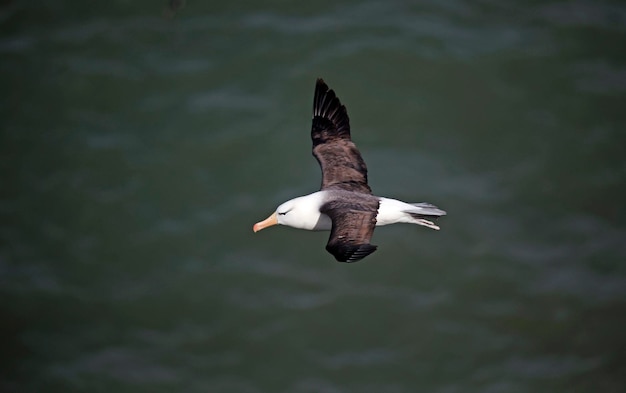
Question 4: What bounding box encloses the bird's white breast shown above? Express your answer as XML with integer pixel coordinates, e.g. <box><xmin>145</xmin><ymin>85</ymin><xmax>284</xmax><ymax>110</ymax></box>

<box><xmin>279</xmin><ymin>191</ymin><xmax>332</xmax><ymax>231</ymax></box>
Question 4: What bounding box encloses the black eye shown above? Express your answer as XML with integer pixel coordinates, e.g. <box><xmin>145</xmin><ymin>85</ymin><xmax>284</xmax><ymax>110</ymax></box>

<box><xmin>278</xmin><ymin>212</ymin><xmax>287</xmax><ymax>216</ymax></box>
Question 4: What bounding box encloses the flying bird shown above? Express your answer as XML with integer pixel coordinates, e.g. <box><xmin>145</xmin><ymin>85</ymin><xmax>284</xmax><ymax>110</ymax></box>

<box><xmin>253</xmin><ymin>79</ymin><xmax>446</xmax><ymax>262</ymax></box>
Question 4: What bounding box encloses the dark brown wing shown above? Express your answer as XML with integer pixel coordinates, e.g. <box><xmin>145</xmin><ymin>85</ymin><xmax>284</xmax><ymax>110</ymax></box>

<box><xmin>320</xmin><ymin>197</ymin><xmax>379</xmax><ymax>263</ymax></box>
<box><xmin>312</xmin><ymin>78</ymin><xmax>372</xmax><ymax>194</ymax></box>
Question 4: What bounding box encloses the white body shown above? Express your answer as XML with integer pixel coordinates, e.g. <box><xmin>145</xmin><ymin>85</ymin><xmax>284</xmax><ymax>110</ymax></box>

<box><xmin>275</xmin><ymin>191</ymin><xmax>443</xmax><ymax>231</ymax></box>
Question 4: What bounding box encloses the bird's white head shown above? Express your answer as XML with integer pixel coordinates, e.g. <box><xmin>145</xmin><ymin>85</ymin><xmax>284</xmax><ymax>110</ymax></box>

<box><xmin>253</xmin><ymin>193</ymin><xmax>328</xmax><ymax>232</ymax></box>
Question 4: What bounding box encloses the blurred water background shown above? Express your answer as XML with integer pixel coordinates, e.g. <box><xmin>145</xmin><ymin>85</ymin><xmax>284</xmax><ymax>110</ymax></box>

<box><xmin>1</xmin><ymin>1</ymin><xmax>625</xmax><ymax>392</ymax></box>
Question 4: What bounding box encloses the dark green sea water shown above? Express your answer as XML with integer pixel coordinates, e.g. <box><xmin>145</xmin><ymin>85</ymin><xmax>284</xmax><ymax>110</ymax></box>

<box><xmin>2</xmin><ymin>1</ymin><xmax>625</xmax><ymax>392</ymax></box>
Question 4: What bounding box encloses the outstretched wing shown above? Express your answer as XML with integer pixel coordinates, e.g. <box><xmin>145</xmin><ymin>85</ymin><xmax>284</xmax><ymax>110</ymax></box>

<box><xmin>312</xmin><ymin>79</ymin><xmax>372</xmax><ymax>194</ymax></box>
<box><xmin>320</xmin><ymin>198</ymin><xmax>379</xmax><ymax>263</ymax></box>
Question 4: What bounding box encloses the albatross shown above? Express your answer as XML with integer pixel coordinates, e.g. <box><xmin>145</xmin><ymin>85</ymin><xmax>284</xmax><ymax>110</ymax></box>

<box><xmin>253</xmin><ymin>78</ymin><xmax>446</xmax><ymax>262</ymax></box>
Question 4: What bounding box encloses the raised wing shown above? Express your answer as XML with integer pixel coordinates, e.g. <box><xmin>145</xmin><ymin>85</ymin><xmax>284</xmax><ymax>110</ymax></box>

<box><xmin>320</xmin><ymin>198</ymin><xmax>379</xmax><ymax>263</ymax></box>
<box><xmin>312</xmin><ymin>79</ymin><xmax>372</xmax><ymax>194</ymax></box>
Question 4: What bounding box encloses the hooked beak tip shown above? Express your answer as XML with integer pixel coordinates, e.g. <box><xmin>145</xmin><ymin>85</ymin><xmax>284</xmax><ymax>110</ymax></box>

<box><xmin>253</xmin><ymin>212</ymin><xmax>278</xmax><ymax>233</ymax></box>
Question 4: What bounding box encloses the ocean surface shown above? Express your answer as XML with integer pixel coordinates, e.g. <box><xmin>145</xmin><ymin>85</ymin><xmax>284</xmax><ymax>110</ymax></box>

<box><xmin>1</xmin><ymin>1</ymin><xmax>625</xmax><ymax>392</ymax></box>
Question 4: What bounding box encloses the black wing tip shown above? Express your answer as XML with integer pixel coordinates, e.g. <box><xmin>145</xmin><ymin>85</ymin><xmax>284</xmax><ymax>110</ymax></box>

<box><xmin>312</xmin><ymin>77</ymin><xmax>350</xmax><ymax>138</ymax></box>
<box><xmin>313</xmin><ymin>77</ymin><xmax>338</xmax><ymax>115</ymax></box>
<box><xmin>327</xmin><ymin>243</ymin><xmax>378</xmax><ymax>263</ymax></box>
<box><xmin>314</xmin><ymin>78</ymin><xmax>329</xmax><ymax>105</ymax></box>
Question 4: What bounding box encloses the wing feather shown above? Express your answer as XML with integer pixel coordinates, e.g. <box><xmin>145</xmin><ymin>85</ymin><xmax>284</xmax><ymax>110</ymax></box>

<box><xmin>320</xmin><ymin>197</ymin><xmax>379</xmax><ymax>263</ymax></box>
<box><xmin>312</xmin><ymin>79</ymin><xmax>371</xmax><ymax>194</ymax></box>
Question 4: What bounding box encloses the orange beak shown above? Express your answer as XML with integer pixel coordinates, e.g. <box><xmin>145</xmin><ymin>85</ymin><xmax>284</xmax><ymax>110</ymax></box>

<box><xmin>253</xmin><ymin>212</ymin><xmax>278</xmax><ymax>232</ymax></box>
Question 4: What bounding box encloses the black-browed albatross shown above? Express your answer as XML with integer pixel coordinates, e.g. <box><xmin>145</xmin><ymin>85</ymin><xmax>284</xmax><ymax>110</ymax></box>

<box><xmin>253</xmin><ymin>78</ymin><xmax>446</xmax><ymax>262</ymax></box>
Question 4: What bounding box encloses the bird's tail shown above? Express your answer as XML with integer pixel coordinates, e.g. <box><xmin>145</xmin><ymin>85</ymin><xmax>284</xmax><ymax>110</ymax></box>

<box><xmin>405</xmin><ymin>202</ymin><xmax>447</xmax><ymax>230</ymax></box>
